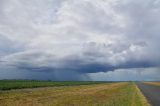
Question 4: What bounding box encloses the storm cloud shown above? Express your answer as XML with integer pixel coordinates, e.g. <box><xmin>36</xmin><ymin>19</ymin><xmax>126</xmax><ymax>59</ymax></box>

<box><xmin>0</xmin><ymin>0</ymin><xmax>160</xmax><ymax>80</ymax></box>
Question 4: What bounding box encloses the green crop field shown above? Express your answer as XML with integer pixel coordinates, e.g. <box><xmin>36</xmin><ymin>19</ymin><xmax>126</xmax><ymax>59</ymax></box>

<box><xmin>0</xmin><ymin>80</ymin><xmax>108</xmax><ymax>90</ymax></box>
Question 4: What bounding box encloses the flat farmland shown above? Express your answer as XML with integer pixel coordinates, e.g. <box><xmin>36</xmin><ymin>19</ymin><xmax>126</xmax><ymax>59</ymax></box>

<box><xmin>0</xmin><ymin>80</ymin><xmax>107</xmax><ymax>90</ymax></box>
<box><xmin>142</xmin><ymin>82</ymin><xmax>160</xmax><ymax>86</ymax></box>
<box><xmin>0</xmin><ymin>82</ymin><xmax>149</xmax><ymax>106</ymax></box>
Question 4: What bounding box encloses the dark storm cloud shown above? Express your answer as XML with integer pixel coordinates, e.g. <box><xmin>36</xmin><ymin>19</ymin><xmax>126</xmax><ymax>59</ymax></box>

<box><xmin>1</xmin><ymin>45</ymin><xmax>158</xmax><ymax>74</ymax></box>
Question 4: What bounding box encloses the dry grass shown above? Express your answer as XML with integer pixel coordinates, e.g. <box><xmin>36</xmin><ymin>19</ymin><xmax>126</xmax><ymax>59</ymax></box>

<box><xmin>0</xmin><ymin>82</ymin><xmax>149</xmax><ymax>106</ymax></box>
<box><xmin>143</xmin><ymin>82</ymin><xmax>160</xmax><ymax>86</ymax></box>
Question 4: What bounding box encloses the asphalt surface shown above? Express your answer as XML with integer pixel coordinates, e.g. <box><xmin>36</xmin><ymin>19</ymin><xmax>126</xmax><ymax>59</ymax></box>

<box><xmin>137</xmin><ymin>82</ymin><xmax>160</xmax><ymax>106</ymax></box>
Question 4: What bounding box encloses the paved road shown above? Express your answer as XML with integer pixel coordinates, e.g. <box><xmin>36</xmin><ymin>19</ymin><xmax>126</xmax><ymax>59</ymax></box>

<box><xmin>137</xmin><ymin>82</ymin><xmax>160</xmax><ymax>106</ymax></box>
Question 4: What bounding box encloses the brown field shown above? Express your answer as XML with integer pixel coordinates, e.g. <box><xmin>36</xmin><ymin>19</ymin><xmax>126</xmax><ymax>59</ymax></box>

<box><xmin>0</xmin><ymin>82</ymin><xmax>150</xmax><ymax>106</ymax></box>
<box><xmin>143</xmin><ymin>82</ymin><xmax>160</xmax><ymax>86</ymax></box>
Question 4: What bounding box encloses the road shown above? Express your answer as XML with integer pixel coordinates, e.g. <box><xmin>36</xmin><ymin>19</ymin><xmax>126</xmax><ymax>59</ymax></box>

<box><xmin>137</xmin><ymin>82</ymin><xmax>160</xmax><ymax>106</ymax></box>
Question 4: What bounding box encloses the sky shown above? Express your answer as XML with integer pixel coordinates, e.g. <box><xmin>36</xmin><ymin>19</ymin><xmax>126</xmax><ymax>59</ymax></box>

<box><xmin>0</xmin><ymin>0</ymin><xmax>160</xmax><ymax>81</ymax></box>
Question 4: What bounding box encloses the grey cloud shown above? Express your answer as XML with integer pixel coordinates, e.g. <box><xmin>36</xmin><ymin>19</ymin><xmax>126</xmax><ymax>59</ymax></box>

<box><xmin>0</xmin><ymin>34</ymin><xmax>24</xmax><ymax>56</ymax></box>
<box><xmin>0</xmin><ymin>43</ymin><xmax>158</xmax><ymax>74</ymax></box>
